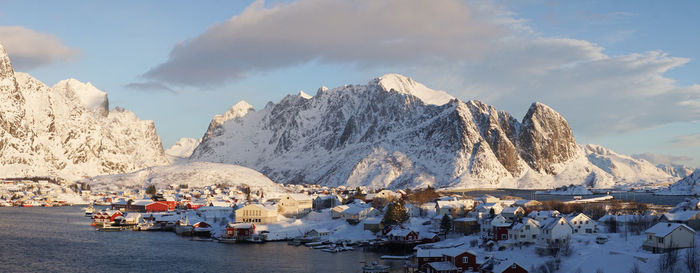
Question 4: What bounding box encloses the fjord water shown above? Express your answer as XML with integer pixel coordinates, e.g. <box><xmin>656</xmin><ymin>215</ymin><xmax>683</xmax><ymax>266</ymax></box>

<box><xmin>0</xmin><ymin>206</ymin><xmax>400</xmax><ymax>273</ymax></box>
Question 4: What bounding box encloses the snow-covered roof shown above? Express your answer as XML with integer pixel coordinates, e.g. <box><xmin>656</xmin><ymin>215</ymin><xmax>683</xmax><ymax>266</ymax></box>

<box><xmin>662</xmin><ymin>210</ymin><xmax>700</xmax><ymax>222</ymax></box>
<box><xmin>501</xmin><ymin>207</ymin><xmax>523</xmax><ymax>214</ymax></box>
<box><xmin>646</xmin><ymin>222</ymin><xmax>695</xmax><ymax>237</ymax></box>
<box><xmin>436</xmin><ymin>200</ymin><xmax>466</xmax><ymax>210</ymax></box>
<box><xmin>427</xmin><ymin>261</ymin><xmax>458</xmax><ymax>271</ymax></box>
<box><xmin>284</xmin><ymin>193</ymin><xmax>313</xmax><ymax>201</ymax></box>
<box><xmin>528</xmin><ymin>210</ymin><xmax>559</xmax><ymax>218</ymax></box>
<box><xmin>454</xmin><ymin>217</ymin><xmax>477</xmax><ymax>222</ymax></box>
<box><xmin>416</xmin><ymin>248</ymin><xmax>448</xmax><ymax>258</ymax></box>
<box><xmin>364</xmin><ymin>217</ymin><xmax>382</xmax><ymax>225</ymax></box>
<box><xmin>387</xmin><ymin>228</ymin><xmax>415</xmax><ymax>237</ymax></box>
<box><xmin>132</xmin><ymin>199</ymin><xmax>154</xmax><ymax>206</ymax></box>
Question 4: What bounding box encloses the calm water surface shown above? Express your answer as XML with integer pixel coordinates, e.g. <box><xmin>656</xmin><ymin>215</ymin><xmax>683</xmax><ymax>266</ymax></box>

<box><xmin>0</xmin><ymin>206</ymin><xmax>403</xmax><ymax>273</ymax></box>
<box><xmin>455</xmin><ymin>189</ymin><xmax>691</xmax><ymax>206</ymax></box>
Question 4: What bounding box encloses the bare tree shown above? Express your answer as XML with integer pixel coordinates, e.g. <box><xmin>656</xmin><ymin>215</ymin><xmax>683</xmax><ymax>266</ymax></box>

<box><xmin>687</xmin><ymin>244</ymin><xmax>698</xmax><ymax>273</ymax></box>
<box><xmin>630</xmin><ymin>263</ymin><xmax>641</xmax><ymax>273</ymax></box>
<box><xmin>658</xmin><ymin>248</ymin><xmax>679</xmax><ymax>273</ymax></box>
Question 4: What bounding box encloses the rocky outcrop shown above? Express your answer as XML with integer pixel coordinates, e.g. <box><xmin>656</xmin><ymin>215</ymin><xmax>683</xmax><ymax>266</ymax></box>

<box><xmin>517</xmin><ymin>102</ymin><xmax>578</xmax><ymax>174</ymax></box>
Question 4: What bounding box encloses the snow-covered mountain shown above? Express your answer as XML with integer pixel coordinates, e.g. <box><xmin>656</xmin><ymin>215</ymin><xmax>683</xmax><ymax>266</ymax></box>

<box><xmin>190</xmin><ymin>73</ymin><xmax>679</xmax><ymax>189</ymax></box>
<box><xmin>0</xmin><ymin>42</ymin><xmax>169</xmax><ymax>180</ymax></box>
<box><xmin>165</xmin><ymin>137</ymin><xmax>201</xmax><ymax>164</ymax></box>
<box><xmin>82</xmin><ymin>161</ymin><xmax>284</xmax><ymax>194</ymax></box>
<box><xmin>656</xmin><ymin>169</ymin><xmax>700</xmax><ymax>195</ymax></box>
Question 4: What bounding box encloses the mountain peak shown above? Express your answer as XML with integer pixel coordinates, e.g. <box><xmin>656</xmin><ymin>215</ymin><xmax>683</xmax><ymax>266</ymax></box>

<box><xmin>373</xmin><ymin>73</ymin><xmax>454</xmax><ymax>105</ymax></box>
<box><xmin>0</xmin><ymin>42</ymin><xmax>15</xmax><ymax>80</ymax></box>
<box><xmin>52</xmin><ymin>78</ymin><xmax>109</xmax><ymax>116</ymax></box>
<box><xmin>298</xmin><ymin>90</ymin><xmax>312</xmax><ymax>99</ymax></box>
<box><xmin>212</xmin><ymin>100</ymin><xmax>254</xmax><ymax>125</ymax></box>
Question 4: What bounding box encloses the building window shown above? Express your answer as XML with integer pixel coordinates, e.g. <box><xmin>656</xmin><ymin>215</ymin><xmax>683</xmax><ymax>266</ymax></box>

<box><xmin>658</xmin><ymin>237</ymin><xmax>664</xmax><ymax>243</ymax></box>
<box><xmin>462</xmin><ymin>256</ymin><xmax>468</xmax><ymax>263</ymax></box>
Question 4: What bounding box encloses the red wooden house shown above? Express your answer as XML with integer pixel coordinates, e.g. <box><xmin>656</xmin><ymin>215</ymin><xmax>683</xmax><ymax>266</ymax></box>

<box><xmin>225</xmin><ymin>223</ymin><xmax>256</xmax><ymax>238</ymax></box>
<box><xmin>417</xmin><ymin>247</ymin><xmax>483</xmax><ymax>272</ymax></box>
<box><xmin>387</xmin><ymin>229</ymin><xmax>419</xmax><ymax>242</ymax></box>
<box><xmin>145</xmin><ymin>202</ymin><xmax>169</xmax><ymax>212</ymax></box>
<box><xmin>92</xmin><ymin>210</ymin><xmax>123</xmax><ymax>225</ymax></box>
<box><xmin>493</xmin><ymin>225</ymin><xmax>509</xmax><ymax>241</ymax></box>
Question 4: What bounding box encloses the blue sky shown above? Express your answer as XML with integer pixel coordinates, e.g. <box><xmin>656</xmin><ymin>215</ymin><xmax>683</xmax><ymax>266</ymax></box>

<box><xmin>1</xmin><ymin>0</ymin><xmax>698</xmax><ymax>168</ymax></box>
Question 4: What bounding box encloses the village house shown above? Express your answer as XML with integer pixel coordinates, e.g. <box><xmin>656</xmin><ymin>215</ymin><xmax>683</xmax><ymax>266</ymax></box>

<box><xmin>479</xmin><ymin>258</ymin><xmax>529</xmax><ymax>273</ymax></box>
<box><xmin>312</xmin><ymin>194</ymin><xmax>342</xmax><ymax>210</ymax></box>
<box><xmin>508</xmin><ymin>218</ymin><xmax>540</xmax><ymax>244</ymax></box>
<box><xmin>386</xmin><ymin>228</ymin><xmax>419</xmax><ymax>243</ymax></box>
<box><xmin>476</xmin><ymin>203</ymin><xmax>504</xmax><ymax>216</ymax></box>
<box><xmin>514</xmin><ymin>199</ymin><xmax>542</xmax><ymax>209</ymax></box>
<box><xmin>500</xmin><ymin>207</ymin><xmax>525</xmax><ymax>221</ymax></box>
<box><xmin>235</xmin><ymin>203</ymin><xmax>278</xmax><ymax>224</ymax></box>
<box><xmin>643</xmin><ymin>222</ymin><xmax>696</xmax><ymax>253</ymax></box>
<box><xmin>491</xmin><ymin>215</ymin><xmax>511</xmax><ymax>241</ymax></box>
<box><xmin>477</xmin><ymin>195</ymin><xmax>500</xmax><ymax>204</ymax></box>
<box><xmin>331</xmin><ymin>205</ymin><xmax>349</xmax><ymax>219</ymax></box>
<box><xmin>277</xmin><ymin>194</ymin><xmax>313</xmax><ymax>218</ymax></box>
<box><xmin>341</xmin><ymin>205</ymin><xmax>380</xmax><ymax>224</ymax></box>
<box><xmin>363</xmin><ymin>217</ymin><xmax>384</xmax><ymax>233</ymax></box>
<box><xmin>660</xmin><ymin>210</ymin><xmax>700</xmax><ymax>230</ymax></box>
<box><xmin>527</xmin><ymin>210</ymin><xmax>560</xmax><ymax>222</ymax></box>
<box><xmin>565</xmin><ymin>213</ymin><xmax>597</xmax><ymax>234</ymax></box>
<box><xmin>93</xmin><ymin>210</ymin><xmax>123</xmax><ymax>225</ymax></box>
<box><xmin>436</xmin><ymin>200</ymin><xmax>472</xmax><ymax>217</ymax></box>
<box><xmin>535</xmin><ymin>217</ymin><xmax>573</xmax><ymax>255</ymax></box>
<box><xmin>417</xmin><ymin>246</ymin><xmax>484</xmax><ymax>273</ymax></box>
<box><xmin>305</xmin><ymin>228</ymin><xmax>330</xmax><ymax>238</ymax></box>
<box><xmin>454</xmin><ymin>217</ymin><xmax>480</xmax><ymax>235</ymax></box>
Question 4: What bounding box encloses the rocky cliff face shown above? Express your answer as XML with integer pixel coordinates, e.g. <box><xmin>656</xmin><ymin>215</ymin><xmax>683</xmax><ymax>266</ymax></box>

<box><xmin>0</xmin><ymin>42</ymin><xmax>169</xmax><ymax>180</ymax></box>
<box><xmin>517</xmin><ymin>102</ymin><xmax>578</xmax><ymax>175</ymax></box>
<box><xmin>190</xmin><ymin>74</ymin><xmax>677</xmax><ymax>189</ymax></box>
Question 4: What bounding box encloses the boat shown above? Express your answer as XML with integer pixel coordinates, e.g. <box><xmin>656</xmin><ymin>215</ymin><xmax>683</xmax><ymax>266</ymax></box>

<box><xmin>362</xmin><ymin>261</ymin><xmax>390</xmax><ymax>273</ymax></box>
<box><xmin>218</xmin><ymin>237</ymin><xmax>237</xmax><ymax>244</ymax></box>
<box><xmin>84</xmin><ymin>204</ymin><xmax>95</xmax><ymax>217</ymax></box>
<box><xmin>174</xmin><ymin>216</ymin><xmax>193</xmax><ymax>236</ymax></box>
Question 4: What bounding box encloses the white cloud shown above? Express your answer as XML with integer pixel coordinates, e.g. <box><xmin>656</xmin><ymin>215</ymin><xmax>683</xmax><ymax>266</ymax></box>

<box><xmin>142</xmin><ymin>0</ymin><xmax>700</xmax><ymax>136</ymax></box>
<box><xmin>670</xmin><ymin>133</ymin><xmax>700</xmax><ymax>147</ymax></box>
<box><xmin>631</xmin><ymin>153</ymin><xmax>693</xmax><ymax>166</ymax></box>
<box><xmin>0</xmin><ymin>26</ymin><xmax>77</xmax><ymax>70</ymax></box>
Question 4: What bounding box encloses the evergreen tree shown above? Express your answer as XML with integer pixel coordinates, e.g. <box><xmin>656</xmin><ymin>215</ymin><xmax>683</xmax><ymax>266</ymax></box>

<box><xmin>146</xmin><ymin>185</ymin><xmax>157</xmax><ymax>196</ymax></box>
<box><xmin>440</xmin><ymin>214</ymin><xmax>453</xmax><ymax>236</ymax></box>
<box><xmin>382</xmin><ymin>201</ymin><xmax>409</xmax><ymax>226</ymax></box>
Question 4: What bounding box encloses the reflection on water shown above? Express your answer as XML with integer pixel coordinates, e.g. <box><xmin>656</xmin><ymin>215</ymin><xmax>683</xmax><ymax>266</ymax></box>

<box><xmin>0</xmin><ymin>207</ymin><xmax>403</xmax><ymax>273</ymax></box>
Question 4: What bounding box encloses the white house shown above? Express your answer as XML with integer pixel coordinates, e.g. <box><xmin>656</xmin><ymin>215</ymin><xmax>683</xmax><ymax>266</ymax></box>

<box><xmin>500</xmin><ymin>206</ymin><xmax>525</xmax><ymax>221</ymax></box>
<box><xmin>476</xmin><ymin>203</ymin><xmax>504</xmax><ymax>216</ymax></box>
<box><xmin>235</xmin><ymin>203</ymin><xmax>278</xmax><ymax>224</ymax></box>
<box><xmin>331</xmin><ymin>205</ymin><xmax>349</xmax><ymax>219</ymax></box>
<box><xmin>436</xmin><ymin>200</ymin><xmax>469</xmax><ymax>217</ymax></box>
<box><xmin>509</xmin><ymin>218</ymin><xmax>540</xmax><ymax>244</ymax></box>
<box><xmin>528</xmin><ymin>210</ymin><xmax>560</xmax><ymax>222</ymax></box>
<box><xmin>643</xmin><ymin>222</ymin><xmax>695</xmax><ymax>253</ymax></box>
<box><xmin>566</xmin><ymin>213</ymin><xmax>597</xmax><ymax>234</ymax></box>
<box><xmin>277</xmin><ymin>194</ymin><xmax>313</xmax><ymax>218</ymax></box>
<box><xmin>536</xmin><ymin>217</ymin><xmax>573</xmax><ymax>254</ymax></box>
<box><xmin>342</xmin><ymin>205</ymin><xmax>380</xmax><ymax>223</ymax></box>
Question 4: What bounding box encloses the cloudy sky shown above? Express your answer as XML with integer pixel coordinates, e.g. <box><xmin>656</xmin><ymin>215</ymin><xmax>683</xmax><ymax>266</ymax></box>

<box><xmin>1</xmin><ymin>0</ymin><xmax>698</xmax><ymax>168</ymax></box>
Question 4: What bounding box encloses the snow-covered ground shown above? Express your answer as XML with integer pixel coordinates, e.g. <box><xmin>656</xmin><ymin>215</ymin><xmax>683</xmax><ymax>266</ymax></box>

<box><xmin>82</xmin><ymin>161</ymin><xmax>285</xmax><ymax>195</ymax></box>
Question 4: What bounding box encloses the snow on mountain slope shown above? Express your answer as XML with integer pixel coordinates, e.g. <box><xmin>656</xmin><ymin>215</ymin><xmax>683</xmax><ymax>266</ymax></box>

<box><xmin>82</xmin><ymin>161</ymin><xmax>284</xmax><ymax>194</ymax></box>
<box><xmin>656</xmin><ymin>169</ymin><xmax>700</xmax><ymax>195</ymax></box>
<box><xmin>0</xmin><ymin>41</ymin><xmax>169</xmax><ymax>180</ymax></box>
<box><xmin>165</xmin><ymin>137</ymin><xmax>201</xmax><ymax>164</ymax></box>
<box><xmin>52</xmin><ymin>79</ymin><xmax>109</xmax><ymax>116</ymax></box>
<box><xmin>190</xmin><ymin>73</ymin><xmax>677</xmax><ymax>189</ymax></box>
<box><xmin>376</xmin><ymin>73</ymin><xmax>454</xmax><ymax>105</ymax></box>
<box><xmin>583</xmin><ymin>144</ymin><xmax>676</xmax><ymax>186</ymax></box>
